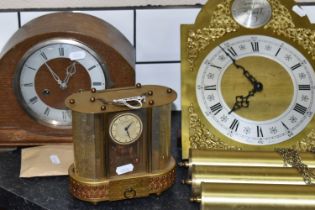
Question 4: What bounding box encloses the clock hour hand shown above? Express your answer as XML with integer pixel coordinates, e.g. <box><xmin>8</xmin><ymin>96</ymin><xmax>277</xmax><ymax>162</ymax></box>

<box><xmin>229</xmin><ymin>87</ymin><xmax>257</xmax><ymax>114</ymax></box>
<box><xmin>219</xmin><ymin>46</ymin><xmax>263</xmax><ymax>91</ymax></box>
<box><xmin>125</xmin><ymin>122</ymin><xmax>133</xmax><ymax>138</ymax></box>
<box><xmin>61</xmin><ymin>62</ymin><xmax>77</xmax><ymax>89</ymax></box>
<box><xmin>43</xmin><ymin>62</ymin><xmax>63</xmax><ymax>86</ymax></box>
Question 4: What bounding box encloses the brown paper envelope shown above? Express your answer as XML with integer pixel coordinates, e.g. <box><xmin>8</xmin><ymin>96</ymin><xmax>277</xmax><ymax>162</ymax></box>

<box><xmin>20</xmin><ymin>144</ymin><xmax>74</xmax><ymax>178</ymax></box>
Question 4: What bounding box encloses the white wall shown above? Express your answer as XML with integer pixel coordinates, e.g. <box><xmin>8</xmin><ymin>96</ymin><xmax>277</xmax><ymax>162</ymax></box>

<box><xmin>0</xmin><ymin>1</ymin><xmax>206</xmax><ymax>9</ymax></box>
<box><xmin>0</xmin><ymin>4</ymin><xmax>314</xmax><ymax>110</ymax></box>
<box><xmin>0</xmin><ymin>0</ymin><xmax>309</xmax><ymax>9</ymax></box>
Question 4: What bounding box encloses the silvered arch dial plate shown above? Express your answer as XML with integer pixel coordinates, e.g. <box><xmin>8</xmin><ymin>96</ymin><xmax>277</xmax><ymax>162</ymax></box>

<box><xmin>231</xmin><ymin>0</ymin><xmax>272</xmax><ymax>29</ymax></box>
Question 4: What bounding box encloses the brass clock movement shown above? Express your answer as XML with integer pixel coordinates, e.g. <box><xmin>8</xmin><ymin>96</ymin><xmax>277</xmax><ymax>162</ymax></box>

<box><xmin>0</xmin><ymin>12</ymin><xmax>135</xmax><ymax>145</ymax></box>
<box><xmin>65</xmin><ymin>84</ymin><xmax>177</xmax><ymax>202</ymax></box>
<box><xmin>181</xmin><ymin>0</ymin><xmax>315</xmax><ymax>158</ymax></box>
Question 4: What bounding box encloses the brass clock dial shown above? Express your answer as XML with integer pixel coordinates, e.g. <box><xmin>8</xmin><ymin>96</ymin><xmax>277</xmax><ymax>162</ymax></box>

<box><xmin>15</xmin><ymin>39</ymin><xmax>107</xmax><ymax>128</ymax></box>
<box><xmin>196</xmin><ymin>35</ymin><xmax>315</xmax><ymax>145</ymax></box>
<box><xmin>109</xmin><ymin>112</ymin><xmax>143</xmax><ymax>145</ymax></box>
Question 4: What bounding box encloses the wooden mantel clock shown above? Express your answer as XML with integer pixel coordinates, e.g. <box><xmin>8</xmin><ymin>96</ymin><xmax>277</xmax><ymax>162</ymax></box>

<box><xmin>181</xmin><ymin>0</ymin><xmax>315</xmax><ymax>159</ymax></box>
<box><xmin>0</xmin><ymin>12</ymin><xmax>135</xmax><ymax>146</ymax></box>
<box><xmin>65</xmin><ymin>84</ymin><xmax>177</xmax><ymax>202</ymax></box>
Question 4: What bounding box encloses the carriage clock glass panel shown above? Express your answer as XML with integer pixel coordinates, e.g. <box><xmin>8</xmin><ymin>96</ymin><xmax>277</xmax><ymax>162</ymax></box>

<box><xmin>15</xmin><ymin>39</ymin><xmax>107</xmax><ymax>128</ymax></box>
<box><xmin>108</xmin><ymin>110</ymin><xmax>147</xmax><ymax>177</ymax></box>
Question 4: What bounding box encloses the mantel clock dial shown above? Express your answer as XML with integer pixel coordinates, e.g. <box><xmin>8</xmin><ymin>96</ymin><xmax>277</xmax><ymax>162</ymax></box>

<box><xmin>15</xmin><ymin>39</ymin><xmax>107</xmax><ymax>128</ymax></box>
<box><xmin>181</xmin><ymin>0</ymin><xmax>315</xmax><ymax>159</ymax></box>
<box><xmin>0</xmin><ymin>12</ymin><xmax>135</xmax><ymax>145</ymax></box>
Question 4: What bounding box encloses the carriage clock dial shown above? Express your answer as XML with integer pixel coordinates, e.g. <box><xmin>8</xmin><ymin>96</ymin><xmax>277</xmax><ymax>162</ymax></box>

<box><xmin>109</xmin><ymin>112</ymin><xmax>143</xmax><ymax>145</ymax></box>
<box><xmin>15</xmin><ymin>39</ymin><xmax>107</xmax><ymax>128</ymax></box>
<box><xmin>196</xmin><ymin>35</ymin><xmax>315</xmax><ymax>145</ymax></box>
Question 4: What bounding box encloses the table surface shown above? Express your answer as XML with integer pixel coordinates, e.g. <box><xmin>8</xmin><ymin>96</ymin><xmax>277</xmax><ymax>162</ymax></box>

<box><xmin>0</xmin><ymin>112</ymin><xmax>200</xmax><ymax>210</ymax></box>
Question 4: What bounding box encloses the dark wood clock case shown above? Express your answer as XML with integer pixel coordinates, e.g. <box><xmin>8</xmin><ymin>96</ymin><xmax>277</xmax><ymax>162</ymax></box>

<box><xmin>0</xmin><ymin>12</ymin><xmax>135</xmax><ymax>146</ymax></box>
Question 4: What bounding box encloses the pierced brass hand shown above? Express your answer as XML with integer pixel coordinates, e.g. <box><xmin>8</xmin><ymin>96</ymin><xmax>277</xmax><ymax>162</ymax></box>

<box><xmin>229</xmin><ymin>82</ymin><xmax>262</xmax><ymax>114</ymax></box>
<box><xmin>220</xmin><ymin>46</ymin><xmax>263</xmax><ymax>113</ymax></box>
<box><xmin>220</xmin><ymin>46</ymin><xmax>263</xmax><ymax>88</ymax></box>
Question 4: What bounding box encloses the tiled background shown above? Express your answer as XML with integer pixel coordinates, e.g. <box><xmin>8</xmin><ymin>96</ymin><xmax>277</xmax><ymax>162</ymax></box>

<box><xmin>0</xmin><ymin>5</ymin><xmax>314</xmax><ymax>110</ymax></box>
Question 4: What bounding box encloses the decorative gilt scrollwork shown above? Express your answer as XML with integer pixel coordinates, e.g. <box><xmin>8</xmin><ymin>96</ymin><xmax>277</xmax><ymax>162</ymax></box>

<box><xmin>187</xmin><ymin>0</ymin><xmax>315</xmax><ymax>71</ymax></box>
<box><xmin>265</xmin><ymin>0</ymin><xmax>315</xmax><ymax>60</ymax></box>
<box><xmin>187</xmin><ymin>0</ymin><xmax>239</xmax><ymax>71</ymax></box>
<box><xmin>265</xmin><ymin>0</ymin><xmax>295</xmax><ymax>30</ymax></box>
<box><xmin>189</xmin><ymin>104</ymin><xmax>242</xmax><ymax>151</ymax></box>
<box><xmin>292</xmin><ymin>129</ymin><xmax>315</xmax><ymax>152</ymax></box>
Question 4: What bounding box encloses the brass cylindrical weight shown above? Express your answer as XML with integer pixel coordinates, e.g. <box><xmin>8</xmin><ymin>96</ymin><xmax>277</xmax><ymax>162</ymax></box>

<box><xmin>180</xmin><ymin>149</ymin><xmax>315</xmax><ymax>175</ymax></box>
<box><xmin>184</xmin><ymin>165</ymin><xmax>309</xmax><ymax>195</ymax></box>
<box><xmin>193</xmin><ymin>182</ymin><xmax>315</xmax><ymax>210</ymax></box>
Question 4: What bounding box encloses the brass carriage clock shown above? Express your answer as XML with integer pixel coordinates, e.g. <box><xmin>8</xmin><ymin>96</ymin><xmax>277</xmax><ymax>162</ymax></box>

<box><xmin>66</xmin><ymin>84</ymin><xmax>177</xmax><ymax>202</ymax></box>
<box><xmin>181</xmin><ymin>0</ymin><xmax>315</xmax><ymax>158</ymax></box>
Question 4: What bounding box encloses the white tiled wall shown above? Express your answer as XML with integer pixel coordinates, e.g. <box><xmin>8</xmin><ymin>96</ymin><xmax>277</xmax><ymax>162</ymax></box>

<box><xmin>136</xmin><ymin>63</ymin><xmax>181</xmax><ymax>109</ymax></box>
<box><xmin>136</xmin><ymin>8</ymin><xmax>200</xmax><ymax>62</ymax></box>
<box><xmin>77</xmin><ymin>10</ymin><xmax>134</xmax><ymax>45</ymax></box>
<box><xmin>0</xmin><ymin>6</ymin><xmax>314</xmax><ymax>110</ymax></box>
<box><xmin>0</xmin><ymin>13</ymin><xmax>19</xmax><ymax>51</ymax></box>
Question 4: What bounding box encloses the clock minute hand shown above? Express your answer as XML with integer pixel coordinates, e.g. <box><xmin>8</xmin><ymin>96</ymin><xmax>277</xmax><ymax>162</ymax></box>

<box><xmin>125</xmin><ymin>122</ymin><xmax>133</xmax><ymax>130</ymax></box>
<box><xmin>44</xmin><ymin>62</ymin><xmax>63</xmax><ymax>86</ymax></box>
<box><xmin>219</xmin><ymin>46</ymin><xmax>263</xmax><ymax>92</ymax></box>
<box><xmin>238</xmin><ymin>65</ymin><xmax>263</xmax><ymax>92</ymax></box>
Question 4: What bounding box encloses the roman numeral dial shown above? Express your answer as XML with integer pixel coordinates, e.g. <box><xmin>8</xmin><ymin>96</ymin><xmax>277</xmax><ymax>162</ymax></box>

<box><xmin>196</xmin><ymin>35</ymin><xmax>315</xmax><ymax>146</ymax></box>
<box><xmin>16</xmin><ymin>39</ymin><xmax>107</xmax><ymax>128</ymax></box>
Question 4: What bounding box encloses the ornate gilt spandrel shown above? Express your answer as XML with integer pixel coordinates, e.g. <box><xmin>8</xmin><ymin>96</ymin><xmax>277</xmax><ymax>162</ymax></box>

<box><xmin>189</xmin><ymin>104</ymin><xmax>242</xmax><ymax>151</ymax></box>
<box><xmin>292</xmin><ymin>129</ymin><xmax>315</xmax><ymax>152</ymax></box>
<box><xmin>265</xmin><ymin>0</ymin><xmax>315</xmax><ymax>60</ymax></box>
<box><xmin>187</xmin><ymin>0</ymin><xmax>240</xmax><ymax>71</ymax></box>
